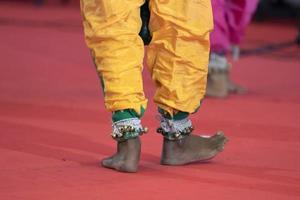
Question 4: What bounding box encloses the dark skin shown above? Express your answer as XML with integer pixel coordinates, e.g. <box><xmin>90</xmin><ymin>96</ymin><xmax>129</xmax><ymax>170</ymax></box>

<box><xmin>228</xmin><ymin>80</ymin><xmax>247</xmax><ymax>94</ymax></box>
<box><xmin>101</xmin><ymin>137</ymin><xmax>141</xmax><ymax>173</ymax></box>
<box><xmin>206</xmin><ymin>70</ymin><xmax>247</xmax><ymax>98</ymax></box>
<box><xmin>206</xmin><ymin>70</ymin><xmax>229</xmax><ymax>98</ymax></box>
<box><xmin>101</xmin><ymin>132</ymin><xmax>227</xmax><ymax>172</ymax></box>
<box><xmin>161</xmin><ymin>131</ymin><xmax>227</xmax><ymax>165</ymax></box>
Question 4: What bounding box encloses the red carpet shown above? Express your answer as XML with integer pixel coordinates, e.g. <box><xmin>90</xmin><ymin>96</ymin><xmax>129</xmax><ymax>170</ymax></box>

<box><xmin>0</xmin><ymin>3</ymin><xmax>299</xmax><ymax>200</ymax></box>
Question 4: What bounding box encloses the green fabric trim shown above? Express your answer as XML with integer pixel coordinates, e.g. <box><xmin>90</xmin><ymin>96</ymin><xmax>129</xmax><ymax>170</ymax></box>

<box><xmin>173</xmin><ymin>111</ymin><xmax>189</xmax><ymax>120</ymax></box>
<box><xmin>112</xmin><ymin>106</ymin><xmax>146</xmax><ymax>122</ymax></box>
<box><xmin>140</xmin><ymin>106</ymin><xmax>145</xmax><ymax>118</ymax></box>
<box><xmin>123</xmin><ymin>131</ymin><xmax>140</xmax><ymax>140</ymax></box>
<box><xmin>158</xmin><ymin>107</ymin><xmax>189</xmax><ymax>120</ymax></box>
<box><xmin>192</xmin><ymin>100</ymin><xmax>204</xmax><ymax>114</ymax></box>
<box><xmin>99</xmin><ymin>75</ymin><xmax>105</xmax><ymax>96</ymax></box>
<box><xmin>90</xmin><ymin>52</ymin><xmax>105</xmax><ymax>96</ymax></box>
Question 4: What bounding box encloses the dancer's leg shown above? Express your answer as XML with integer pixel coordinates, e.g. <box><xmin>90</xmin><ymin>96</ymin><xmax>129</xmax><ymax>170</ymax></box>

<box><xmin>147</xmin><ymin>0</ymin><xmax>227</xmax><ymax>165</ymax></box>
<box><xmin>81</xmin><ymin>0</ymin><xmax>147</xmax><ymax>172</ymax></box>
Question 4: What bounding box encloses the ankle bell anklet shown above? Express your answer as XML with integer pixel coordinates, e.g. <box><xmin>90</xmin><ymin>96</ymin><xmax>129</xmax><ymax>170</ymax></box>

<box><xmin>156</xmin><ymin>117</ymin><xmax>194</xmax><ymax>140</ymax></box>
<box><xmin>111</xmin><ymin>118</ymin><xmax>148</xmax><ymax>142</ymax></box>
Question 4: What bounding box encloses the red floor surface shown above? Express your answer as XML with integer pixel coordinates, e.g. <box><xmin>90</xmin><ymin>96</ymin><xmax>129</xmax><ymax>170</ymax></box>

<box><xmin>0</xmin><ymin>3</ymin><xmax>300</xmax><ymax>200</ymax></box>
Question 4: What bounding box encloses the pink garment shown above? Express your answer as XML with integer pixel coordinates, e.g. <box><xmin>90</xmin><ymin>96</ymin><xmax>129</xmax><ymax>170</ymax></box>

<box><xmin>210</xmin><ymin>0</ymin><xmax>259</xmax><ymax>53</ymax></box>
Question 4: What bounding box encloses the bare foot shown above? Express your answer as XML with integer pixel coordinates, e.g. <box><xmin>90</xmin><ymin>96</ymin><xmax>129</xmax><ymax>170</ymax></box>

<box><xmin>206</xmin><ymin>71</ymin><xmax>229</xmax><ymax>98</ymax></box>
<box><xmin>227</xmin><ymin>80</ymin><xmax>247</xmax><ymax>94</ymax></box>
<box><xmin>161</xmin><ymin>132</ymin><xmax>228</xmax><ymax>165</ymax></box>
<box><xmin>101</xmin><ymin>137</ymin><xmax>141</xmax><ymax>173</ymax></box>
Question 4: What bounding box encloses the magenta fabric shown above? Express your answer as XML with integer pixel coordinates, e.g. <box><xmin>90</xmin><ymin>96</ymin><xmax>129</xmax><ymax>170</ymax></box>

<box><xmin>210</xmin><ymin>0</ymin><xmax>259</xmax><ymax>53</ymax></box>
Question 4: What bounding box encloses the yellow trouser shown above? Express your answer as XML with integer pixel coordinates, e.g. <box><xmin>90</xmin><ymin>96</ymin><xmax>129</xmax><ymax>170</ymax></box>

<box><xmin>81</xmin><ymin>0</ymin><xmax>213</xmax><ymax>116</ymax></box>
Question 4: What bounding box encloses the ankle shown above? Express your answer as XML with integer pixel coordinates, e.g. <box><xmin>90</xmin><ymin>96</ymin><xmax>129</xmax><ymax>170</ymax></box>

<box><xmin>111</xmin><ymin>117</ymin><xmax>148</xmax><ymax>142</ymax></box>
<box><xmin>157</xmin><ymin>111</ymin><xmax>194</xmax><ymax>141</ymax></box>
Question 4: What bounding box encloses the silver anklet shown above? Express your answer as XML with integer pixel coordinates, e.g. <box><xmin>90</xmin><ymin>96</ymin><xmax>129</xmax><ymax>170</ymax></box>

<box><xmin>157</xmin><ymin>116</ymin><xmax>194</xmax><ymax>140</ymax></box>
<box><xmin>111</xmin><ymin>118</ymin><xmax>148</xmax><ymax>142</ymax></box>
